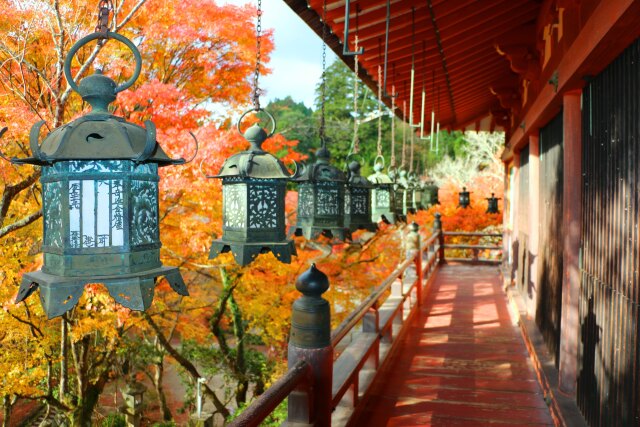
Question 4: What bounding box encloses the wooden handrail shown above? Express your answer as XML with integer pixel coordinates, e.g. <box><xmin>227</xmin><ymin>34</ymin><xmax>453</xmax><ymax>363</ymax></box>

<box><xmin>443</xmin><ymin>231</ymin><xmax>502</xmax><ymax>237</ymax></box>
<box><xmin>440</xmin><ymin>230</ymin><xmax>503</xmax><ymax>264</ymax></box>
<box><xmin>331</xmin><ymin>256</ymin><xmax>414</xmax><ymax>347</ymax></box>
<box><xmin>228</xmin><ymin>360</ymin><xmax>311</xmax><ymax>427</ymax></box>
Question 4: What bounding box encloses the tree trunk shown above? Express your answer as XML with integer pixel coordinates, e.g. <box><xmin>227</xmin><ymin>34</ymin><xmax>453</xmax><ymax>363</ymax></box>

<box><xmin>153</xmin><ymin>359</ymin><xmax>172</xmax><ymax>421</ymax></box>
<box><xmin>229</xmin><ymin>294</ymin><xmax>248</xmax><ymax>406</ymax></box>
<box><xmin>3</xmin><ymin>395</ymin><xmax>11</xmax><ymax>427</ymax></box>
<box><xmin>60</xmin><ymin>316</ymin><xmax>68</xmax><ymax>400</ymax></box>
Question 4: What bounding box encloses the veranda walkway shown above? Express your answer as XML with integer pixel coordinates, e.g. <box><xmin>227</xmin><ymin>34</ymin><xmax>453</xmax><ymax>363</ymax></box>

<box><xmin>357</xmin><ymin>264</ymin><xmax>555</xmax><ymax>426</ymax></box>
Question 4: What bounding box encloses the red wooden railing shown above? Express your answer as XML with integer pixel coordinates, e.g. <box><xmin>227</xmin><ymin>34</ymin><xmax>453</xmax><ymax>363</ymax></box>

<box><xmin>229</xmin><ymin>226</ymin><xmax>502</xmax><ymax>427</ymax></box>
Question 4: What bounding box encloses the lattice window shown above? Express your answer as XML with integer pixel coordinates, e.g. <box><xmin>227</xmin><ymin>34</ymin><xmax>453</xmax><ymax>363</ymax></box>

<box><xmin>223</xmin><ymin>184</ymin><xmax>247</xmax><ymax>228</ymax></box>
<box><xmin>248</xmin><ymin>184</ymin><xmax>278</xmax><ymax>229</ymax></box>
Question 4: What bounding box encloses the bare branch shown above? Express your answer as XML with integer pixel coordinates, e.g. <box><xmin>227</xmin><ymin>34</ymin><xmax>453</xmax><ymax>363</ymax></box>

<box><xmin>115</xmin><ymin>0</ymin><xmax>148</xmax><ymax>32</ymax></box>
<box><xmin>0</xmin><ymin>209</ymin><xmax>42</xmax><ymax>239</ymax></box>
<box><xmin>143</xmin><ymin>312</ymin><xmax>231</xmax><ymax>419</ymax></box>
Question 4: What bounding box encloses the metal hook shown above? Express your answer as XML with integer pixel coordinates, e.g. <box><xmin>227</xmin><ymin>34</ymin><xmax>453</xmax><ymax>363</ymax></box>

<box><xmin>199</xmin><ymin>157</ymin><xmax>216</xmax><ymax>179</ymax></box>
<box><xmin>286</xmin><ymin>159</ymin><xmax>301</xmax><ymax>179</ymax></box>
<box><xmin>382</xmin><ymin>0</ymin><xmax>397</xmax><ymax>99</ymax></box>
<box><xmin>342</xmin><ymin>0</ymin><xmax>364</xmax><ymax>56</ymax></box>
<box><xmin>0</xmin><ymin>127</ymin><xmax>11</xmax><ymax>162</ymax></box>
<box><xmin>179</xmin><ymin>131</ymin><xmax>199</xmax><ymax>165</ymax></box>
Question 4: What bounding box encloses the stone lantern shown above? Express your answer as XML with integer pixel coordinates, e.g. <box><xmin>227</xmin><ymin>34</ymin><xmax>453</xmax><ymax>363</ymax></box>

<box><xmin>9</xmin><ymin>32</ymin><xmax>187</xmax><ymax>318</ymax></box>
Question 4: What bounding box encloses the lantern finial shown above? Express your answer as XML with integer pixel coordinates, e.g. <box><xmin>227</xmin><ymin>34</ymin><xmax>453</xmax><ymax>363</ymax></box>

<box><xmin>316</xmin><ymin>143</ymin><xmax>331</xmax><ymax>164</ymax></box>
<box><xmin>78</xmin><ymin>69</ymin><xmax>117</xmax><ymax>112</ymax></box>
<box><xmin>243</xmin><ymin>123</ymin><xmax>268</xmax><ymax>152</ymax></box>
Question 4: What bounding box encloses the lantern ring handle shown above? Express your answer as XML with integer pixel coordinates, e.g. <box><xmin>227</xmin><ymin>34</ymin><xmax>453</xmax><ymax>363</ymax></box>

<box><xmin>236</xmin><ymin>108</ymin><xmax>276</xmax><ymax>138</ymax></box>
<box><xmin>373</xmin><ymin>154</ymin><xmax>385</xmax><ymax>169</ymax></box>
<box><xmin>64</xmin><ymin>31</ymin><xmax>142</xmax><ymax>95</ymax></box>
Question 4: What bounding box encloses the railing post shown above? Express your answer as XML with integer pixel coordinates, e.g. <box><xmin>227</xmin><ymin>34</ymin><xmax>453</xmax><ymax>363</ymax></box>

<box><xmin>434</xmin><ymin>212</ymin><xmax>445</xmax><ymax>263</ymax></box>
<box><xmin>288</xmin><ymin>264</ymin><xmax>333</xmax><ymax>427</ymax></box>
<box><xmin>405</xmin><ymin>222</ymin><xmax>423</xmax><ymax>304</ymax></box>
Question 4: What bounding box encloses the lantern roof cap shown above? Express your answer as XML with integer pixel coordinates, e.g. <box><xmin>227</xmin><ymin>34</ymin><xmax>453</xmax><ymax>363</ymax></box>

<box><xmin>214</xmin><ymin>123</ymin><xmax>292</xmax><ymax>180</ymax></box>
<box><xmin>11</xmin><ymin>32</ymin><xmax>183</xmax><ymax>166</ymax></box>
<box><xmin>295</xmin><ymin>142</ymin><xmax>345</xmax><ymax>182</ymax></box>
<box><xmin>367</xmin><ymin>168</ymin><xmax>393</xmax><ymax>184</ymax></box>
<box><xmin>11</xmin><ymin>113</ymin><xmax>184</xmax><ymax>166</ymax></box>
<box><xmin>347</xmin><ymin>161</ymin><xmax>372</xmax><ymax>187</ymax></box>
<box><xmin>295</xmin><ymin>158</ymin><xmax>346</xmax><ymax>183</ymax></box>
<box><xmin>214</xmin><ymin>149</ymin><xmax>292</xmax><ymax>179</ymax></box>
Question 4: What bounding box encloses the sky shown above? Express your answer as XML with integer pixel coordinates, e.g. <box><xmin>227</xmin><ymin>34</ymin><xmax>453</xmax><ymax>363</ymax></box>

<box><xmin>219</xmin><ymin>0</ymin><xmax>338</xmax><ymax>109</ymax></box>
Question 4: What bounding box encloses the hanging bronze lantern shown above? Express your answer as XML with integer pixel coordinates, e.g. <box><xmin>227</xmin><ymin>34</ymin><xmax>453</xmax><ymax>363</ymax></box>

<box><xmin>408</xmin><ymin>172</ymin><xmax>422</xmax><ymax>212</ymax></box>
<box><xmin>7</xmin><ymin>32</ymin><xmax>187</xmax><ymax>319</ymax></box>
<box><xmin>486</xmin><ymin>193</ymin><xmax>500</xmax><ymax>214</ymax></box>
<box><xmin>344</xmin><ymin>160</ymin><xmax>377</xmax><ymax>233</ymax></box>
<box><xmin>291</xmin><ymin>143</ymin><xmax>350</xmax><ymax>240</ymax></box>
<box><xmin>458</xmin><ymin>186</ymin><xmax>471</xmax><ymax>208</ymax></box>
<box><xmin>209</xmin><ymin>110</ymin><xmax>296</xmax><ymax>266</ymax></box>
<box><xmin>395</xmin><ymin>168</ymin><xmax>411</xmax><ymax>218</ymax></box>
<box><xmin>423</xmin><ymin>180</ymin><xmax>440</xmax><ymax>207</ymax></box>
<box><xmin>367</xmin><ymin>157</ymin><xmax>396</xmax><ymax>224</ymax></box>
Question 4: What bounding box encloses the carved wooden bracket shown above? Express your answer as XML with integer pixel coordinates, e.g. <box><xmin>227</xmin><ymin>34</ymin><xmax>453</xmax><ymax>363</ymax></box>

<box><xmin>495</xmin><ymin>44</ymin><xmax>541</xmax><ymax>82</ymax></box>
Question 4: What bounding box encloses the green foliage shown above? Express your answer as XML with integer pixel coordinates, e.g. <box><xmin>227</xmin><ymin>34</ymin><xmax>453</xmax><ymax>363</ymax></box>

<box><xmin>152</xmin><ymin>422</ymin><xmax>177</xmax><ymax>427</ymax></box>
<box><xmin>313</xmin><ymin>59</ymin><xmax>393</xmax><ymax>174</ymax></box>
<box><xmin>227</xmin><ymin>399</ymin><xmax>287</xmax><ymax>426</ymax></box>
<box><xmin>269</xmin><ymin>59</ymin><xmax>477</xmax><ymax>178</ymax></box>
<box><xmin>101</xmin><ymin>413</ymin><xmax>126</xmax><ymax>427</ymax></box>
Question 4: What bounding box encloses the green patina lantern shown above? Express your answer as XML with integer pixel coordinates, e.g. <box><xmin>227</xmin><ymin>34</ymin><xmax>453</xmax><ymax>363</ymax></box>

<box><xmin>344</xmin><ymin>160</ymin><xmax>377</xmax><ymax>233</ymax></box>
<box><xmin>367</xmin><ymin>158</ymin><xmax>396</xmax><ymax>224</ymax></box>
<box><xmin>393</xmin><ymin>168</ymin><xmax>411</xmax><ymax>219</ymax></box>
<box><xmin>486</xmin><ymin>193</ymin><xmax>500</xmax><ymax>214</ymax></box>
<box><xmin>291</xmin><ymin>143</ymin><xmax>350</xmax><ymax>240</ymax></box>
<box><xmin>422</xmin><ymin>180</ymin><xmax>440</xmax><ymax>207</ymax></box>
<box><xmin>8</xmin><ymin>32</ymin><xmax>187</xmax><ymax>319</ymax></box>
<box><xmin>408</xmin><ymin>173</ymin><xmax>422</xmax><ymax>212</ymax></box>
<box><xmin>459</xmin><ymin>186</ymin><xmax>471</xmax><ymax>208</ymax></box>
<box><xmin>209</xmin><ymin>110</ymin><xmax>296</xmax><ymax>266</ymax></box>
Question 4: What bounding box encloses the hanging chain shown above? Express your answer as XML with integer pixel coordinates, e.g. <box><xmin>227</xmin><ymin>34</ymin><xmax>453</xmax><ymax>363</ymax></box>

<box><xmin>390</xmin><ymin>84</ymin><xmax>396</xmax><ymax>165</ymax></box>
<box><xmin>252</xmin><ymin>0</ymin><xmax>263</xmax><ymax>110</ymax></box>
<box><xmin>402</xmin><ymin>98</ymin><xmax>407</xmax><ymax>168</ymax></box>
<box><xmin>353</xmin><ymin>35</ymin><xmax>360</xmax><ymax>154</ymax></box>
<box><xmin>319</xmin><ymin>0</ymin><xmax>327</xmax><ymax>143</ymax></box>
<box><xmin>409</xmin><ymin>121</ymin><xmax>414</xmax><ymax>172</ymax></box>
<box><xmin>95</xmin><ymin>0</ymin><xmax>113</xmax><ymax>34</ymax></box>
<box><xmin>376</xmin><ymin>65</ymin><xmax>383</xmax><ymax>158</ymax></box>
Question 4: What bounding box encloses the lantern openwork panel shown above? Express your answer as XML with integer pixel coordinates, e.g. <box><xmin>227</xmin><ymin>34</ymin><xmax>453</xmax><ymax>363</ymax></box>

<box><xmin>41</xmin><ymin>159</ymin><xmax>161</xmax><ymax>277</ymax></box>
<box><xmin>368</xmin><ymin>163</ymin><xmax>396</xmax><ymax>224</ymax></box>
<box><xmin>344</xmin><ymin>162</ymin><xmax>377</xmax><ymax>232</ymax></box>
<box><xmin>220</xmin><ymin>176</ymin><xmax>286</xmax><ymax>242</ymax></box>
<box><xmin>294</xmin><ymin>181</ymin><xmax>348</xmax><ymax>238</ymax></box>
<box><xmin>393</xmin><ymin>169</ymin><xmax>410</xmax><ymax>220</ymax></box>
<box><xmin>410</xmin><ymin>177</ymin><xmax>422</xmax><ymax>212</ymax></box>
<box><xmin>292</xmin><ymin>146</ymin><xmax>350</xmax><ymax>241</ymax></box>
<box><xmin>459</xmin><ymin>187</ymin><xmax>471</xmax><ymax>208</ymax></box>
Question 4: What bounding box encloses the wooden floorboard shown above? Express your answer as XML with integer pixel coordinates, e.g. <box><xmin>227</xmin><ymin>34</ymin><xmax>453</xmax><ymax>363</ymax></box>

<box><xmin>357</xmin><ymin>265</ymin><xmax>555</xmax><ymax>426</ymax></box>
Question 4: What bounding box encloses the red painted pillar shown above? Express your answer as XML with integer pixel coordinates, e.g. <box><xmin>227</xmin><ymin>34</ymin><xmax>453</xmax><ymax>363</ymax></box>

<box><xmin>559</xmin><ymin>89</ymin><xmax>582</xmax><ymax>395</ymax></box>
<box><xmin>506</xmin><ymin>153</ymin><xmax>520</xmax><ymax>282</ymax></box>
<box><xmin>528</xmin><ymin>133</ymin><xmax>540</xmax><ymax>314</ymax></box>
